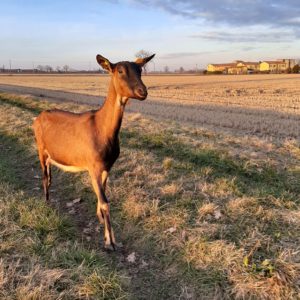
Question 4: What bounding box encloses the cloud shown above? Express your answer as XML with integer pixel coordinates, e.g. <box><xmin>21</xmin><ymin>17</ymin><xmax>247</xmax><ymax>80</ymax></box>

<box><xmin>160</xmin><ymin>52</ymin><xmax>209</xmax><ymax>59</ymax></box>
<box><xmin>132</xmin><ymin>0</ymin><xmax>300</xmax><ymax>29</ymax></box>
<box><xmin>241</xmin><ymin>46</ymin><xmax>256</xmax><ymax>52</ymax></box>
<box><xmin>190</xmin><ymin>30</ymin><xmax>294</xmax><ymax>43</ymax></box>
<box><xmin>127</xmin><ymin>0</ymin><xmax>300</xmax><ymax>43</ymax></box>
<box><xmin>160</xmin><ymin>49</ymin><xmax>230</xmax><ymax>59</ymax></box>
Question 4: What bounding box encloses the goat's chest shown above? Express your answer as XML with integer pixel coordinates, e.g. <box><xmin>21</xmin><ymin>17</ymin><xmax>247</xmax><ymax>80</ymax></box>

<box><xmin>97</xmin><ymin>138</ymin><xmax>120</xmax><ymax>170</ymax></box>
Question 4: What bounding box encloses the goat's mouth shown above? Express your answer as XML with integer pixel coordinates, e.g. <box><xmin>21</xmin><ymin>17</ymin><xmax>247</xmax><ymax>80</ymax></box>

<box><xmin>134</xmin><ymin>90</ymin><xmax>148</xmax><ymax>100</ymax></box>
<box><xmin>135</xmin><ymin>94</ymin><xmax>147</xmax><ymax>100</ymax></box>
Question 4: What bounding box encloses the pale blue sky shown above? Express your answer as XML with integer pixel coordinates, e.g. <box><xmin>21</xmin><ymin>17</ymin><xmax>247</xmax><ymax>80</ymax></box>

<box><xmin>1</xmin><ymin>0</ymin><xmax>300</xmax><ymax>71</ymax></box>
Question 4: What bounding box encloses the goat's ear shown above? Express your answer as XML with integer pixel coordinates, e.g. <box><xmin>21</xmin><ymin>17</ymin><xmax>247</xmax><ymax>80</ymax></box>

<box><xmin>135</xmin><ymin>54</ymin><xmax>155</xmax><ymax>67</ymax></box>
<box><xmin>96</xmin><ymin>54</ymin><xmax>115</xmax><ymax>73</ymax></box>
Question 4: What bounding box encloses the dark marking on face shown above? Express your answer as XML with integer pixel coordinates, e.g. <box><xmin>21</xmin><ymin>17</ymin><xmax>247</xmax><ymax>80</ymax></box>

<box><xmin>112</xmin><ymin>61</ymin><xmax>147</xmax><ymax>100</ymax></box>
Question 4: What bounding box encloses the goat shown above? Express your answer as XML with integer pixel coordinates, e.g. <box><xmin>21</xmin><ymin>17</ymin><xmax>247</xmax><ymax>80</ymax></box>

<box><xmin>33</xmin><ymin>53</ymin><xmax>155</xmax><ymax>250</ymax></box>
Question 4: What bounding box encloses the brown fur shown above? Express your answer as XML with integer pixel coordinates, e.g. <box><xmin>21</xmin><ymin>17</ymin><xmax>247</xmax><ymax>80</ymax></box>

<box><xmin>33</xmin><ymin>53</ymin><xmax>155</xmax><ymax>250</ymax></box>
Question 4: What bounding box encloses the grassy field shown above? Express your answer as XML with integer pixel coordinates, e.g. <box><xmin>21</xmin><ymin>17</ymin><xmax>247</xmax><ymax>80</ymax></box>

<box><xmin>0</xmin><ymin>89</ymin><xmax>299</xmax><ymax>299</ymax></box>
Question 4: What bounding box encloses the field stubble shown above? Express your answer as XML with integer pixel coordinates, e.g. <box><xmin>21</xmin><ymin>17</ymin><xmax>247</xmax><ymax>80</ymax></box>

<box><xmin>0</xmin><ymin>73</ymin><xmax>300</xmax><ymax>139</ymax></box>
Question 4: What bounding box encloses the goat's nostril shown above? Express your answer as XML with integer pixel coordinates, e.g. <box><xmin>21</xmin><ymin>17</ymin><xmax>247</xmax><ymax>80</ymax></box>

<box><xmin>137</xmin><ymin>88</ymin><xmax>147</xmax><ymax>96</ymax></box>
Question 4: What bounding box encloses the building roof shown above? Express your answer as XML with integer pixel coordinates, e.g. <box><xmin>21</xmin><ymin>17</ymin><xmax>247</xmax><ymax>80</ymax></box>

<box><xmin>210</xmin><ymin>61</ymin><xmax>260</xmax><ymax>68</ymax></box>
<box><xmin>209</xmin><ymin>63</ymin><xmax>236</xmax><ymax>67</ymax></box>
<box><xmin>242</xmin><ymin>62</ymin><xmax>260</xmax><ymax>65</ymax></box>
<box><xmin>264</xmin><ymin>61</ymin><xmax>286</xmax><ymax>64</ymax></box>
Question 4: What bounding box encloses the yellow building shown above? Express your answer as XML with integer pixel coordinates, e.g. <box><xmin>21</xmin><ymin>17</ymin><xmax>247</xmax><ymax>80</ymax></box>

<box><xmin>207</xmin><ymin>61</ymin><xmax>259</xmax><ymax>74</ymax></box>
<box><xmin>228</xmin><ymin>63</ymin><xmax>248</xmax><ymax>74</ymax></box>
<box><xmin>241</xmin><ymin>62</ymin><xmax>260</xmax><ymax>72</ymax></box>
<box><xmin>207</xmin><ymin>63</ymin><xmax>237</xmax><ymax>73</ymax></box>
<box><xmin>259</xmin><ymin>61</ymin><xmax>287</xmax><ymax>73</ymax></box>
<box><xmin>207</xmin><ymin>59</ymin><xmax>294</xmax><ymax>74</ymax></box>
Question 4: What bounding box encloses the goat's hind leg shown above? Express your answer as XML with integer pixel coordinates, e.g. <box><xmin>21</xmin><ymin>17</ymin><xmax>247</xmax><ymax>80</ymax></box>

<box><xmin>38</xmin><ymin>149</ymin><xmax>51</xmax><ymax>201</ymax></box>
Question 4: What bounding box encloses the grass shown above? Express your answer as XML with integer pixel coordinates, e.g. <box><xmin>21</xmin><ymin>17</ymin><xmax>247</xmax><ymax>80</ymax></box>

<box><xmin>0</xmin><ymin>181</ymin><xmax>127</xmax><ymax>299</ymax></box>
<box><xmin>0</xmin><ymin>92</ymin><xmax>299</xmax><ymax>299</ymax></box>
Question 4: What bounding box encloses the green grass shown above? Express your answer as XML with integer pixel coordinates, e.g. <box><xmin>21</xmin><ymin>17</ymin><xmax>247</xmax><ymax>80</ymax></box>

<box><xmin>0</xmin><ymin>180</ymin><xmax>127</xmax><ymax>299</ymax></box>
<box><xmin>0</xmin><ymin>92</ymin><xmax>46</xmax><ymax>114</ymax></box>
<box><xmin>0</xmin><ymin>94</ymin><xmax>128</xmax><ymax>299</ymax></box>
<box><xmin>0</xmin><ymin>92</ymin><xmax>299</xmax><ymax>299</ymax></box>
<box><xmin>121</xmin><ymin>129</ymin><xmax>299</xmax><ymax>200</ymax></box>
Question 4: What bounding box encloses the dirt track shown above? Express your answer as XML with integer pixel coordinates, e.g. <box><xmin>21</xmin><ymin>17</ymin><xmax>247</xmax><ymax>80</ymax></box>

<box><xmin>0</xmin><ymin>83</ymin><xmax>299</xmax><ymax>139</ymax></box>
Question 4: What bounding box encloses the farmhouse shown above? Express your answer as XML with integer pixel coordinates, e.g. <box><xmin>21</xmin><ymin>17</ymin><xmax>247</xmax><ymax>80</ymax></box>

<box><xmin>240</xmin><ymin>62</ymin><xmax>260</xmax><ymax>72</ymax></box>
<box><xmin>207</xmin><ymin>61</ymin><xmax>259</xmax><ymax>74</ymax></box>
<box><xmin>207</xmin><ymin>59</ymin><xmax>297</xmax><ymax>74</ymax></box>
<box><xmin>207</xmin><ymin>63</ymin><xmax>236</xmax><ymax>73</ymax></box>
<box><xmin>230</xmin><ymin>61</ymin><xmax>260</xmax><ymax>74</ymax></box>
<box><xmin>260</xmin><ymin>60</ymin><xmax>287</xmax><ymax>73</ymax></box>
<box><xmin>260</xmin><ymin>59</ymin><xmax>297</xmax><ymax>73</ymax></box>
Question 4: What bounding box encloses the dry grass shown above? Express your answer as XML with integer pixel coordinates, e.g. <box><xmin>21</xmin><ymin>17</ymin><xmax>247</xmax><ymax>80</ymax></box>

<box><xmin>0</xmin><ymin>91</ymin><xmax>299</xmax><ymax>299</ymax></box>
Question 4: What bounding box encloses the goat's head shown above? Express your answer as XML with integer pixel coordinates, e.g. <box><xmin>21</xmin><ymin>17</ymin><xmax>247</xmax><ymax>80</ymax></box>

<box><xmin>96</xmin><ymin>54</ymin><xmax>155</xmax><ymax>103</ymax></box>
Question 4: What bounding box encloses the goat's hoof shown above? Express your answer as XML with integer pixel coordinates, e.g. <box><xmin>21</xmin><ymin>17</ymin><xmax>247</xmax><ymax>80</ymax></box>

<box><xmin>104</xmin><ymin>242</ymin><xmax>116</xmax><ymax>252</ymax></box>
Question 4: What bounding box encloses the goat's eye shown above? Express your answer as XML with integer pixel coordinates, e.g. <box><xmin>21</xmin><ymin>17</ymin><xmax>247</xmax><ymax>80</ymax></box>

<box><xmin>118</xmin><ymin>69</ymin><xmax>123</xmax><ymax>74</ymax></box>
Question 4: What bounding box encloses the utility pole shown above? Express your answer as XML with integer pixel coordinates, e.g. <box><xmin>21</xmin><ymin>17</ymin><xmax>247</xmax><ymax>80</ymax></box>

<box><xmin>9</xmin><ymin>59</ymin><xmax>11</xmax><ymax>72</ymax></box>
<box><xmin>150</xmin><ymin>61</ymin><xmax>155</xmax><ymax>73</ymax></box>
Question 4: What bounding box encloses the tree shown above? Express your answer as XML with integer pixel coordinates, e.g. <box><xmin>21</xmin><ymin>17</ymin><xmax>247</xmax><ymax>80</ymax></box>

<box><xmin>164</xmin><ymin>66</ymin><xmax>169</xmax><ymax>73</ymax></box>
<box><xmin>135</xmin><ymin>49</ymin><xmax>154</xmax><ymax>73</ymax></box>
<box><xmin>36</xmin><ymin>65</ymin><xmax>45</xmax><ymax>72</ymax></box>
<box><xmin>45</xmin><ymin>65</ymin><xmax>53</xmax><ymax>72</ymax></box>
<box><xmin>62</xmin><ymin>65</ymin><xmax>70</xmax><ymax>72</ymax></box>
<box><xmin>179</xmin><ymin>66</ymin><xmax>185</xmax><ymax>73</ymax></box>
<box><xmin>292</xmin><ymin>64</ymin><xmax>300</xmax><ymax>73</ymax></box>
<box><xmin>135</xmin><ymin>49</ymin><xmax>152</xmax><ymax>59</ymax></box>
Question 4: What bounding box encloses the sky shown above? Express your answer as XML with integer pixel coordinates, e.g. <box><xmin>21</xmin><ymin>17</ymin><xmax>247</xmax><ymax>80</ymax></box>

<box><xmin>0</xmin><ymin>0</ymin><xmax>300</xmax><ymax>71</ymax></box>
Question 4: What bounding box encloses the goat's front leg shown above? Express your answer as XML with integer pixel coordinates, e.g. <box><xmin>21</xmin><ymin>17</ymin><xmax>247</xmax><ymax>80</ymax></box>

<box><xmin>96</xmin><ymin>170</ymin><xmax>109</xmax><ymax>224</ymax></box>
<box><xmin>90</xmin><ymin>170</ymin><xmax>115</xmax><ymax>251</ymax></box>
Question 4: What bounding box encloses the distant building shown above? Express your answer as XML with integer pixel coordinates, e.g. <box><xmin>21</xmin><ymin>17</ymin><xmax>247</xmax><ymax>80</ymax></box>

<box><xmin>228</xmin><ymin>63</ymin><xmax>247</xmax><ymax>74</ymax></box>
<box><xmin>240</xmin><ymin>62</ymin><xmax>260</xmax><ymax>72</ymax></box>
<box><xmin>0</xmin><ymin>68</ymin><xmax>38</xmax><ymax>73</ymax></box>
<box><xmin>207</xmin><ymin>63</ymin><xmax>236</xmax><ymax>73</ymax></box>
<box><xmin>282</xmin><ymin>59</ymin><xmax>297</xmax><ymax>69</ymax></box>
<box><xmin>207</xmin><ymin>59</ymin><xmax>297</xmax><ymax>74</ymax></box>
<box><xmin>207</xmin><ymin>61</ymin><xmax>259</xmax><ymax>74</ymax></box>
<box><xmin>259</xmin><ymin>60</ymin><xmax>287</xmax><ymax>73</ymax></box>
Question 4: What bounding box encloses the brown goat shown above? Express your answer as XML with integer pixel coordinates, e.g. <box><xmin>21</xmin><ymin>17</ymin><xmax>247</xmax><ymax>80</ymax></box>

<box><xmin>33</xmin><ymin>53</ymin><xmax>155</xmax><ymax>250</ymax></box>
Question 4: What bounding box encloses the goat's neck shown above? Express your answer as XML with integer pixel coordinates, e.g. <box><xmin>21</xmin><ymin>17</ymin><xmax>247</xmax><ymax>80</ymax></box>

<box><xmin>96</xmin><ymin>79</ymin><xmax>125</xmax><ymax>140</ymax></box>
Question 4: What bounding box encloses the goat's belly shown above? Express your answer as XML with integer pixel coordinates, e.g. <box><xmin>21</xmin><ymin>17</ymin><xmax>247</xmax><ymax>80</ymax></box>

<box><xmin>49</xmin><ymin>158</ymin><xmax>86</xmax><ymax>173</ymax></box>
